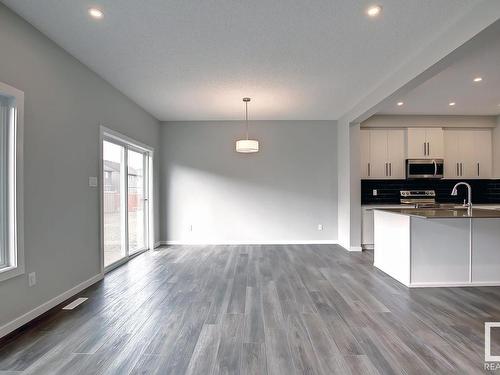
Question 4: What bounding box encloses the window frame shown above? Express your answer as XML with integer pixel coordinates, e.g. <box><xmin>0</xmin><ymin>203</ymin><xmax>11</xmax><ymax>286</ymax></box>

<box><xmin>0</xmin><ymin>82</ymin><xmax>24</xmax><ymax>282</ymax></box>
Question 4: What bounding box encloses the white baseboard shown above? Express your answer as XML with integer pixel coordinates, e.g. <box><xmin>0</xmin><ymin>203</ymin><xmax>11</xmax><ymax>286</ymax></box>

<box><xmin>158</xmin><ymin>240</ymin><xmax>338</xmax><ymax>246</ymax></box>
<box><xmin>337</xmin><ymin>243</ymin><xmax>363</xmax><ymax>252</ymax></box>
<box><xmin>154</xmin><ymin>241</ymin><xmax>162</xmax><ymax>248</ymax></box>
<box><xmin>0</xmin><ymin>273</ymin><xmax>103</xmax><ymax>339</ymax></box>
<box><xmin>409</xmin><ymin>281</ymin><xmax>500</xmax><ymax>288</ymax></box>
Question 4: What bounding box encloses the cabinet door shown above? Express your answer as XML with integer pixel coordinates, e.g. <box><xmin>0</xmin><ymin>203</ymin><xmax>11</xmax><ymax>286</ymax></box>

<box><xmin>386</xmin><ymin>129</ymin><xmax>405</xmax><ymax>179</ymax></box>
<box><xmin>473</xmin><ymin>129</ymin><xmax>492</xmax><ymax>179</ymax></box>
<box><xmin>444</xmin><ymin>130</ymin><xmax>460</xmax><ymax>178</ymax></box>
<box><xmin>407</xmin><ymin>128</ymin><xmax>426</xmax><ymax>158</ymax></box>
<box><xmin>369</xmin><ymin>130</ymin><xmax>388</xmax><ymax>178</ymax></box>
<box><xmin>360</xmin><ymin>130</ymin><xmax>371</xmax><ymax>179</ymax></box>
<box><xmin>425</xmin><ymin>128</ymin><xmax>444</xmax><ymax>158</ymax></box>
<box><xmin>458</xmin><ymin>130</ymin><xmax>475</xmax><ymax>178</ymax></box>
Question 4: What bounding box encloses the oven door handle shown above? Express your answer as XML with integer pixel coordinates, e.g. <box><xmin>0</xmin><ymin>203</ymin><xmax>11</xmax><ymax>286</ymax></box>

<box><xmin>433</xmin><ymin>159</ymin><xmax>437</xmax><ymax>176</ymax></box>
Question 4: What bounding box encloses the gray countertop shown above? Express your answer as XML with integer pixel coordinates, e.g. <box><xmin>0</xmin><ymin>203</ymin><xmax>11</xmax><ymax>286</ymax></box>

<box><xmin>374</xmin><ymin>207</ymin><xmax>500</xmax><ymax>219</ymax></box>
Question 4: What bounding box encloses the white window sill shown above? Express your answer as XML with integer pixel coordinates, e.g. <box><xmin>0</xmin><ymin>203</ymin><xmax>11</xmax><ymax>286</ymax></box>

<box><xmin>0</xmin><ymin>264</ymin><xmax>25</xmax><ymax>282</ymax></box>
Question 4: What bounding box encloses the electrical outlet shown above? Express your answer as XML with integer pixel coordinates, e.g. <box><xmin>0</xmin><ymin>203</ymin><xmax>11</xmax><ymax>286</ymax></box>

<box><xmin>28</xmin><ymin>272</ymin><xmax>36</xmax><ymax>287</ymax></box>
<box><xmin>317</xmin><ymin>224</ymin><xmax>323</xmax><ymax>231</ymax></box>
<box><xmin>373</xmin><ymin>189</ymin><xmax>378</xmax><ymax>196</ymax></box>
<box><xmin>88</xmin><ymin>177</ymin><xmax>98</xmax><ymax>187</ymax></box>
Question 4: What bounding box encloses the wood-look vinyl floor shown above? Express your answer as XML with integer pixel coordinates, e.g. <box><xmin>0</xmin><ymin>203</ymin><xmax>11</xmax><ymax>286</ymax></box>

<box><xmin>1</xmin><ymin>244</ymin><xmax>499</xmax><ymax>374</ymax></box>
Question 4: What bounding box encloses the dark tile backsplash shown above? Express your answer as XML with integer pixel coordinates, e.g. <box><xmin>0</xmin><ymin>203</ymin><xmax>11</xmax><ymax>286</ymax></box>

<box><xmin>361</xmin><ymin>179</ymin><xmax>500</xmax><ymax>205</ymax></box>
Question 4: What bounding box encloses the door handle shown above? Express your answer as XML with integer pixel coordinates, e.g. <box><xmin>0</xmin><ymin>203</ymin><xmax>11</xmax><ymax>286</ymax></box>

<box><xmin>385</xmin><ymin>163</ymin><xmax>387</xmax><ymax>177</ymax></box>
<box><xmin>456</xmin><ymin>163</ymin><xmax>459</xmax><ymax>176</ymax></box>
<box><xmin>460</xmin><ymin>163</ymin><xmax>463</xmax><ymax>176</ymax></box>
<box><xmin>427</xmin><ymin>142</ymin><xmax>430</xmax><ymax>156</ymax></box>
<box><xmin>477</xmin><ymin>162</ymin><xmax>480</xmax><ymax>176</ymax></box>
<box><xmin>389</xmin><ymin>163</ymin><xmax>392</xmax><ymax>177</ymax></box>
<box><xmin>424</xmin><ymin>143</ymin><xmax>426</xmax><ymax>156</ymax></box>
<box><xmin>368</xmin><ymin>163</ymin><xmax>370</xmax><ymax>177</ymax></box>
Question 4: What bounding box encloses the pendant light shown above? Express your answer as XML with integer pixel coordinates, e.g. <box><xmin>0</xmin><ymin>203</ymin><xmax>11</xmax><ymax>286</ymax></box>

<box><xmin>236</xmin><ymin>97</ymin><xmax>259</xmax><ymax>153</ymax></box>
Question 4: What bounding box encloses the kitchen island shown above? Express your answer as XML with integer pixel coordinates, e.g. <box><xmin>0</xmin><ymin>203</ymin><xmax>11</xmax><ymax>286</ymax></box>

<box><xmin>373</xmin><ymin>208</ymin><xmax>500</xmax><ymax>287</ymax></box>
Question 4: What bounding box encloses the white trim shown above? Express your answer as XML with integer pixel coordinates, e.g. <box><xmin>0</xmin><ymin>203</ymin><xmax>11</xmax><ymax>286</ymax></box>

<box><xmin>158</xmin><ymin>240</ymin><xmax>339</xmax><ymax>246</ymax></box>
<box><xmin>100</xmin><ymin>126</ymin><xmax>154</xmax><ymax>153</ymax></box>
<box><xmin>0</xmin><ymin>274</ymin><xmax>102</xmax><ymax>339</ymax></box>
<box><xmin>99</xmin><ymin>129</ymin><xmax>105</xmax><ymax>274</ymax></box>
<box><xmin>0</xmin><ymin>81</ymin><xmax>24</xmax><ymax>283</ymax></box>
<box><xmin>154</xmin><ymin>241</ymin><xmax>162</xmax><ymax>248</ymax></box>
<box><xmin>349</xmin><ymin>246</ymin><xmax>363</xmax><ymax>252</ymax></box>
<box><xmin>409</xmin><ymin>281</ymin><xmax>500</xmax><ymax>288</ymax></box>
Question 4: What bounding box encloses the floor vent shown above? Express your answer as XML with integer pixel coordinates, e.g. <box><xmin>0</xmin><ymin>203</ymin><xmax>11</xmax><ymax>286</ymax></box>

<box><xmin>62</xmin><ymin>297</ymin><xmax>88</xmax><ymax>310</ymax></box>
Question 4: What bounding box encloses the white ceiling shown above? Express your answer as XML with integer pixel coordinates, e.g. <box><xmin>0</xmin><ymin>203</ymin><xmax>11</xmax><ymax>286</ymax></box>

<box><xmin>2</xmin><ymin>0</ymin><xmax>485</xmax><ymax>120</ymax></box>
<box><xmin>379</xmin><ymin>20</ymin><xmax>500</xmax><ymax>116</ymax></box>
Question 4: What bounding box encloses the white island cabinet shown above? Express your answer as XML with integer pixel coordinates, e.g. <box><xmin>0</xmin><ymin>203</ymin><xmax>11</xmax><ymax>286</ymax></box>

<box><xmin>374</xmin><ymin>208</ymin><xmax>500</xmax><ymax>287</ymax></box>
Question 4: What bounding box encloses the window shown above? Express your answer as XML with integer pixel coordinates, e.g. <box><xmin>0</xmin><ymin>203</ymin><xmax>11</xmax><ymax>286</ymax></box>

<box><xmin>0</xmin><ymin>98</ymin><xmax>8</xmax><ymax>268</ymax></box>
<box><xmin>0</xmin><ymin>82</ymin><xmax>24</xmax><ymax>282</ymax></box>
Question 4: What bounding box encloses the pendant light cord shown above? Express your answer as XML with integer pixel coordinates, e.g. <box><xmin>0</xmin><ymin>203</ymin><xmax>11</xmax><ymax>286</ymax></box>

<box><xmin>245</xmin><ymin>100</ymin><xmax>249</xmax><ymax>140</ymax></box>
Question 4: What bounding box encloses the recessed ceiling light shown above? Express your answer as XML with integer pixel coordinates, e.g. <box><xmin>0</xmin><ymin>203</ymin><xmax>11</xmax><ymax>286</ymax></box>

<box><xmin>473</xmin><ymin>77</ymin><xmax>483</xmax><ymax>82</ymax></box>
<box><xmin>366</xmin><ymin>5</ymin><xmax>382</xmax><ymax>17</ymax></box>
<box><xmin>449</xmin><ymin>102</ymin><xmax>456</xmax><ymax>106</ymax></box>
<box><xmin>397</xmin><ymin>102</ymin><xmax>404</xmax><ymax>106</ymax></box>
<box><xmin>88</xmin><ymin>8</ymin><xmax>104</xmax><ymax>19</ymax></box>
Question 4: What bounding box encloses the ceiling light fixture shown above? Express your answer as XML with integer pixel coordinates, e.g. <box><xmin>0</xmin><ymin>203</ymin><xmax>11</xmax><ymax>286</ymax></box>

<box><xmin>366</xmin><ymin>5</ymin><xmax>382</xmax><ymax>17</ymax></box>
<box><xmin>88</xmin><ymin>8</ymin><xmax>104</xmax><ymax>19</ymax></box>
<box><xmin>449</xmin><ymin>102</ymin><xmax>456</xmax><ymax>106</ymax></box>
<box><xmin>397</xmin><ymin>102</ymin><xmax>404</xmax><ymax>106</ymax></box>
<box><xmin>473</xmin><ymin>77</ymin><xmax>483</xmax><ymax>82</ymax></box>
<box><xmin>236</xmin><ymin>98</ymin><xmax>259</xmax><ymax>153</ymax></box>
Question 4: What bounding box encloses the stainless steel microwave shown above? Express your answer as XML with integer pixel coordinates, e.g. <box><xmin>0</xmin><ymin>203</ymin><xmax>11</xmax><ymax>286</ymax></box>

<box><xmin>406</xmin><ymin>159</ymin><xmax>444</xmax><ymax>179</ymax></box>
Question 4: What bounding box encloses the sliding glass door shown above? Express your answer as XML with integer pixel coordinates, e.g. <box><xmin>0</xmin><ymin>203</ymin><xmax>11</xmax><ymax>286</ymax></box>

<box><xmin>127</xmin><ymin>149</ymin><xmax>148</xmax><ymax>254</ymax></box>
<box><xmin>102</xmin><ymin>136</ymin><xmax>151</xmax><ymax>270</ymax></box>
<box><xmin>103</xmin><ymin>141</ymin><xmax>126</xmax><ymax>267</ymax></box>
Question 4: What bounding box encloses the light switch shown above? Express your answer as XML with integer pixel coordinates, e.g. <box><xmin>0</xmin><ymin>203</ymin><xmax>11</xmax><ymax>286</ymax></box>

<box><xmin>88</xmin><ymin>177</ymin><xmax>98</xmax><ymax>187</ymax></box>
<box><xmin>28</xmin><ymin>272</ymin><xmax>36</xmax><ymax>287</ymax></box>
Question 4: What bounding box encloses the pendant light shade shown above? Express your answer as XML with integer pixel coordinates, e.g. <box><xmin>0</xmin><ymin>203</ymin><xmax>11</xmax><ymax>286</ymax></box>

<box><xmin>236</xmin><ymin>97</ymin><xmax>259</xmax><ymax>153</ymax></box>
<box><xmin>236</xmin><ymin>139</ymin><xmax>259</xmax><ymax>153</ymax></box>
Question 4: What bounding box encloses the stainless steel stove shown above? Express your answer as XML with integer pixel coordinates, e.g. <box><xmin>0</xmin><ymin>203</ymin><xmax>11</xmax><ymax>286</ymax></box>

<box><xmin>400</xmin><ymin>190</ymin><xmax>436</xmax><ymax>207</ymax></box>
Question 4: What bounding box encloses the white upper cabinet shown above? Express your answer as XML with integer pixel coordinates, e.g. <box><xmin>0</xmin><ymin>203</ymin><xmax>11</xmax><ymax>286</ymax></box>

<box><xmin>407</xmin><ymin>128</ymin><xmax>444</xmax><ymax>159</ymax></box>
<box><xmin>360</xmin><ymin>129</ymin><xmax>405</xmax><ymax>179</ymax></box>
<box><xmin>444</xmin><ymin>130</ymin><xmax>460</xmax><ymax>178</ymax></box>
<box><xmin>444</xmin><ymin>129</ymin><xmax>492</xmax><ymax>179</ymax></box>
<box><xmin>370</xmin><ymin>130</ymin><xmax>389</xmax><ymax>178</ymax></box>
<box><xmin>407</xmin><ymin>128</ymin><xmax>426</xmax><ymax>158</ymax></box>
<box><xmin>360</xmin><ymin>129</ymin><xmax>371</xmax><ymax>179</ymax></box>
<box><xmin>386</xmin><ymin>129</ymin><xmax>406</xmax><ymax>179</ymax></box>
<box><xmin>473</xmin><ymin>129</ymin><xmax>492</xmax><ymax>179</ymax></box>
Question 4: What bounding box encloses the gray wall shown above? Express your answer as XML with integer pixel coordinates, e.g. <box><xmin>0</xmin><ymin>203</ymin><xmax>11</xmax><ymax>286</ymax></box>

<box><xmin>160</xmin><ymin>121</ymin><xmax>338</xmax><ymax>243</ymax></box>
<box><xmin>0</xmin><ymin>4</ymin><xmax>160</xmax><ymax>329</ymax></box>
<box><xmin>494</xmin><ymin>116</ymin><xmax>500</xmax><ymax>178</ymax></box>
